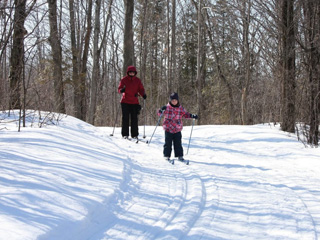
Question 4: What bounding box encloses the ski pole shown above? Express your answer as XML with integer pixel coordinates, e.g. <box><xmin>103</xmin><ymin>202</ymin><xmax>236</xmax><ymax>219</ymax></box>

<box><xmin>110</xmin><ymin>95</ymin><xmax>122</xmax><ymax>136</ymax></box>
<box><xmin>143</xmin><ymin>99</ymin><xmax>146</xmax><ymax>138</ymax></box>
<box><xmin>147</xmin><ymin>110</ymin><xmax>164</xmax><ymax>145</ymax></box>
<box><xmin>186</xmin><ymin>118</ymin><xmax>195</xmax><ymax>155</ymax></box>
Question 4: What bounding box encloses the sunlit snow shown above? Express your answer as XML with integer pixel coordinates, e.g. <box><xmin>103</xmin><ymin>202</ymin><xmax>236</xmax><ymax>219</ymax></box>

<box><xmin>1</xmin><ymin>111</ymin><xmax>319</xmax><ymax>240</ymax></box>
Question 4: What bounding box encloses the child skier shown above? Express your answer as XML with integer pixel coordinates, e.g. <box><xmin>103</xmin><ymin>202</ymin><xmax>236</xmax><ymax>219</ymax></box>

<box><xmin>158</xmin><ymin>92</ymin><xmax>198</xmax><ymax>162</ymax></box>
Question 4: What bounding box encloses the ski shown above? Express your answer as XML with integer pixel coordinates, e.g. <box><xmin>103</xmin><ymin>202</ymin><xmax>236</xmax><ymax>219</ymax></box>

<box><xmin>163</xmin><ymin>158</ymin><xmax>189</xmax><ymax>165</ymax></box>
<box><xmin>164</xmin><ymin>158</ymin><xmax>174</xmax><ymax>165</ymax></box>
<box><xmin>177</xmin><ymin>159</ymin><xmax>189</xmax><ymax>165</ymax></box>
<box><xmin>123</xmin><ymin>137</ymin><xmax>146</xmax><ymax>144</ymax></box>
<box><xmin>135</xmin><ymin>138</ymin><xmax>147</xmax><ymax>143</ymax></box>
<box><xmin>168</xmin><ymin>159</ymin><xmax>175</xmax><ymax>165</ymax></box>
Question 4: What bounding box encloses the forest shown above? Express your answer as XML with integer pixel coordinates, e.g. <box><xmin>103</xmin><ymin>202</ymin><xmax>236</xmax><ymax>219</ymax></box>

<box><xmin>0</xmin><ymin>0</ymin><xmax>319</xmax><ymax>146</ymax></box>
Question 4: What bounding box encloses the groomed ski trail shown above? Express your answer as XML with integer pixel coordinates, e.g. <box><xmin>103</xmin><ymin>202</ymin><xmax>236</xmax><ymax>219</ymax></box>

<box><xmin>95</xmin><ymin>126</ymin><xmax>319</xmax><ymax>240</ymax></box>
<box><xmin>189</xmin><ymin>125</ymin><xmax>319</xmax><ymax>240</ymax></box>
<box><xmin>99</xmin><ymin>135</ymin><xmax>215</xmax><ymax>240</ymax></box>
<box><xmin>2</xmin><ymin>112</ymin><xmax>320</xmax><ymax>240</ymax></box>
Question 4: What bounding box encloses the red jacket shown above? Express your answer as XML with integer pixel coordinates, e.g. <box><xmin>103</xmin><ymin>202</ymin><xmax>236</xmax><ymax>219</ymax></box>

<box><xmin>118</xmin><ymin>66</ymin><xmax>145</xmax><ymax>105</ymax></box>
<box><xmin>158</xmin><ymin>103</ymin><xmax>192</xmax><ymax>133</ymax></box>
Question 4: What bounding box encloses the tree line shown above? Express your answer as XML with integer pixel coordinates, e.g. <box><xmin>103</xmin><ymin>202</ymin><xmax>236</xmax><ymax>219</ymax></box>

<box><xmin>0</xmin><ymin>0</ymin><xmax>319</xmax><ymax>146</ymax></box>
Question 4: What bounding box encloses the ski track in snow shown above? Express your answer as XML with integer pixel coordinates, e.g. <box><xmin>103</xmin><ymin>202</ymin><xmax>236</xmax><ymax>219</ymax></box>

<box><xmin>2</xmin><ymin>112</ymin><xmax>320</xmax><ymax>240</ymax></box>
<box><xmin>93</xmin><ymin>133</ymin><xmax>219</xmax><ymax>240</ymax></box>
<box><xmin>104</xmin><ymin>143</ymin><xmax>192</xmax><ymax>238</ymax></box>
<box><xmin>94</xmin><ymin>126</ymin><xmax>319</xmax><ymax>240</ymax></box>
<box><xmin>190</xmin><ymin>127</ymin><xmax>319</xmax><ymax>240</ymax></box>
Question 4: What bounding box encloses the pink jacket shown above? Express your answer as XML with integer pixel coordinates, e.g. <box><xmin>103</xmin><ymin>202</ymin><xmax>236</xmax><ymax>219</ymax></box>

<box><xmin>158</xmin><ymin>103</ymin><xmax>192</xmax><ymax>133</ymax></box>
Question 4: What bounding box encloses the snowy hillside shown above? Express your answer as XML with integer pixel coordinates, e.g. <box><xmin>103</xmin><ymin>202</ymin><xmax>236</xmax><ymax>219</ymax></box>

<box><xmin>1</xmin><ymin>111</ymin><xmax>320</xmax><ymax>240</ymax></box>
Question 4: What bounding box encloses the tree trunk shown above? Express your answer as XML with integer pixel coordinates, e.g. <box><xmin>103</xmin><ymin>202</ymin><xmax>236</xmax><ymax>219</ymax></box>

<box><xmin>280</xmin><ymin>0</ymin><xmax>295</xmax><ymax>133</ymax></box>
<box><xmin>139</xmin><ymin>0</ymin><xmax>148</xmax><ymax>83</ymax></box>
<box><xmin>9</xmin><ymin>0</ymin><xmax>27</xmax><ymax>110</ymax></box>
<box><xmin>196</xmin><ymin>0</ymin><xmax>202</xmax><ymax>123</ymax></box>
<box><xmin>47</xmin><ymin>0</ymin><xmax>66</xmax><ymax>113</ymax></box>
<box><xmin>69</xmin><ymin>0</ymin><xmax>81</xmax><ymax>119</ymax></box>
<box><xmin>171</xmin><ymin>0</ymin><xmax>176</xmax><ymax>91</ymax></box>
<box><xmin>123</xmin><ymin>0</ymin><xmax>134</xmax><ymax>75</ymax></box>
<box><xmin>241</xmin><ymin>0</ymin><xmax>251</xmax><ymax>125</ymax></box>
<box><xmin>166</xmin><ymin>0</ymin><xmax>171</xmax><ymax>94</ymax></box>
<box><xmin>87</xmin><ymin>0</ymin><xmax>112</xmax><ymax>124</ymax></box>
<box><xmin>79</xmin><ymin>0</ymin><xmax>93</xmax><ymax>121</ymax></box>
<box><xmin>305</xmin><ymin>0</ymin><xmax>320</xmax><ymax>145</ymax></box>
<box><xmin>87</xmin><ymin>0</ymin><xmax>102</xmax><ymax>124</ymax></box>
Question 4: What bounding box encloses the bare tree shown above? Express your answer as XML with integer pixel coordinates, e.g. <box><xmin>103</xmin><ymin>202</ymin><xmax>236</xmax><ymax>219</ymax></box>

<box><xmin>205</xmin><ymin>9</ymin><xmax>236</xmax><ymax>124</ymax></box>
<box><xmin>280</xmin><ymin>0</ymin><xmax>296</xmax><ymax>133</ymax></box>
<box><xmin>166</xmin><ymin>0</ymin><xmax>171</xmax><ymax>94</ymax></box>
<box><xmin>47</xmin><ymin>0</ymin><xmax>66</xmax><ymax>113</ymax></box>
<box><xmin>87</xmin><ymin>0</ymin><xmax>113</xmax><ymax>124</ymax></box>
<box><xmin>2</xmin><ymin>0</ymin><xmax>320</xmax><ymax>147</ymax></box>
<box><xmin>123</xmin><ymin>0</ymin><xmax>135</xmax><ymax>75</ymax></box>
<box><xmin>79</xmin><ymin>0</ymin><xmax>93</xmax><ymax>121</ymax></box>
<box><xmin>171</xmin><ymin>0</ymin><xmax>177</xmax><ymax>92</ymax></box>
<box><xmin>9</xmin><ymin>0</ymin><xmax>27</xmax><ymax>110</ymax></box>
<box><xmin>299</xmin><ymin>0</ymin><xmax>320</xmax><ymax>145</ymax></box>
<box><xmin>69</xmin><ymin>0</ymin><xmax>80</xmax><ymax>119</ymax></box>
<box><xmin>138</xmin><ymin>0</ymin><xmax>148</xmax><ymax>84</ymax></box>
<box><xmin>87</xmin><ymin>0</ymin><xmax>103</xmax><ymax>124</ymax></box>
<box><xmin>196</xmin><ymin>0</ymin><xmax>203</xmax><ymax>123</ymax></box>
<box><xmin>239</xmin><ymin>0</ymin><xmax>252</xmax><ymax>125</ymax></box>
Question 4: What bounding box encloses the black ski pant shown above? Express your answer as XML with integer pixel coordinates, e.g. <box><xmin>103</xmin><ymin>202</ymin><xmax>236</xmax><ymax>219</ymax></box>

<box><xmin>163</xmin><ymin>131</ymin><xmax>183</xmax><ymax>158</ymax></box>
<box><xmin>121</xmin><ymin>103</ymin><xmax>140</xmax><ymax>138</ymax></box>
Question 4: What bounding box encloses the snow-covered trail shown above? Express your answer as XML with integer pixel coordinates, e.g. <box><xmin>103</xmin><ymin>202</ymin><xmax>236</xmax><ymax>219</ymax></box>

<box><xmin>1</xmin><ymin>112</ymin><xmax>320</xmax><ymax>240</ymax></box>
<box><xmin>94</xmin><ymin>131</ymin><xmax>210</xmax><ymax>240</ymax></box>
<box><xmin>94</xmin><ymin>125</ymin><xmax>320</xmax><ymax>240</ymax></box>
<box><xmin>189</xmin><ymin>126</ymin><xmax>320</xmax><ymax>240</ymax></box>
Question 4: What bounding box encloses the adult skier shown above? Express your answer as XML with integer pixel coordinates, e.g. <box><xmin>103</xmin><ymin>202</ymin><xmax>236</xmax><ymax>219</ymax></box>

<box><xmin>118</xmin><ymin>65</ymin><xmax>146</xmax><ymax>139</ymax></box>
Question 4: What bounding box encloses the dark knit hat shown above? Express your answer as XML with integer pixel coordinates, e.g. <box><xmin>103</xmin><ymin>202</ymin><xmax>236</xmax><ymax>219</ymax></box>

<box><xmin>170</xmin><ymin>92</ymin><xmax>179</xmax><ymax>101</ymax></box>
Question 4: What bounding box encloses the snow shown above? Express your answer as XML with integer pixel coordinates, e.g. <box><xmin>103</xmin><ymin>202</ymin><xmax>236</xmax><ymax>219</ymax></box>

<box><xmin>1</xmin><ymin>110</ymin><xmax>320</xmax><ymax>240</ymax></box>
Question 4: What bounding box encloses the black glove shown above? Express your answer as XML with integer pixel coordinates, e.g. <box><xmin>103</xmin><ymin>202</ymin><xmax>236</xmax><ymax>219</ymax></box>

<box><xmin>143</xmin><ymin>94</ymin><xmax>147</xmax><ymax>99</ymax></box>
<box><xmin>191</xmin><ymin>114</ymin><xmax>198</xmax><ymax>119</ymax></box>
<box><xmin>120</xmin><ymin>86</ymin><xmax>126</xmax><ymax>93</ymax></box>
<box><xmin>159</xmin><ymin>106</ymin><xmax>167</xmax><ymax>114</ymax></box>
